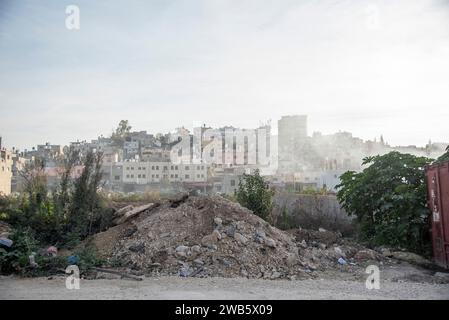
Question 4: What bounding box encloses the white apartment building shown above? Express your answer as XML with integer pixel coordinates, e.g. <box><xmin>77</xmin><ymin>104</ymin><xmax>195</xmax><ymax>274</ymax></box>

<box><xmin>122</xmin><ymin>161</ymin><xmax>208</xmax><ymax>184</ymax></box>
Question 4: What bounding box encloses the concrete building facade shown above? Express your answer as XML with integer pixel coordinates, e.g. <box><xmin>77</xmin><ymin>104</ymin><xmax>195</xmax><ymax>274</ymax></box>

<box><xmin>278</xmin><ymin>115</ymin><xmax>308</xmax><ymax>174</ymax></box>
<box><xmin>122</xmin><ymin>161</ymin><xmax>208</xmax><ymax>185</ymax></box>
<box><xmin>0</xmin><ymin>147</ymin><xmax>13</xmax><ymax>195</ymax></box>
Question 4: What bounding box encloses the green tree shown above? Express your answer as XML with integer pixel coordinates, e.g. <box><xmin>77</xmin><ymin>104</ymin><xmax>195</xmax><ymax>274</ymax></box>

<box><xmin>53</xmin><ymin>148</ymin><xmax>79</xmax><ymax>223</ymax></box>
<box><xmin>111</xmin><ymin>120</ymin><xmax>132</xmax><ymax>146</ymax></box>
<box><xmin>435</xmin><ymin>145</ymin><xmax>449</xmax><ymax>163</ymax></box>
<box><xmin>19</xmin><ymin>158</ymin><xmax>48</xmax><ymax>212</ymax></box>
<box><xmin>68</xmin><ymin>151</ymin><xmax>104</xmax><ymax>239</ymax></box>
<box><xmin>336</xmin><ymin>151</ymin><xmax>432</xmax><ymax>255</ymax></box>
<box><xmin>235</xmin><ymin>169</ymin><xmax>273</xmax><ymax>221</ymax></box>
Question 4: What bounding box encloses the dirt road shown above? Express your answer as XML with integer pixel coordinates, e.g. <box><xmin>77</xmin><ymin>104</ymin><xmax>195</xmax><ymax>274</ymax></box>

<box><xmin>1</xmin><ymin>275</ymin><xmax>448</xmax><ymax>300</ymax></box>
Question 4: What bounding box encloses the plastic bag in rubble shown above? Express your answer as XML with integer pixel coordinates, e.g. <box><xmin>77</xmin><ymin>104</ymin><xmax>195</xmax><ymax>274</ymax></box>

<box><xmin>68</xmin><ymin>255</ymin><xmax>80</xmax><ymax>265</ymax></box>
<box><xmin>0</xmin><ymin>238</ymin><xmax>13</xmax><ymax>248</ymax></box>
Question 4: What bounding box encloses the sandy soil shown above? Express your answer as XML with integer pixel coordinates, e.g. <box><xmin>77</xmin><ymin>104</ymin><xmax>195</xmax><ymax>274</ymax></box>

<box><xmin>1</xmin><ymin>274</ymin><xmax>448</xmax><ymax>300</ymax></box>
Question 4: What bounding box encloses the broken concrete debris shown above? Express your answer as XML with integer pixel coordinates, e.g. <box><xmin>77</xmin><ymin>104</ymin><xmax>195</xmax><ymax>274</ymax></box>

<box><xmin>113</xmin><ymin>203</ymin><xmax>159</xmax><ymax>225</ymax></box>
<box><xmin>129</xmin><ymin>243</ymin><xmax>145</xmax><ymax>254</ymax></box>
<box><xmin>233</xmin><ymin>232</ymin><xmax>248</xmax><ymax>245</ymax></box>
<box><xmin>84</xmin><ymin>195</ymin><xmax>434</xmax><ymax>280</ymax></box>
<box><xmin>264</xmin><ymin>237</ymin><xmax>276</xmax><ymax>248</ymax></box>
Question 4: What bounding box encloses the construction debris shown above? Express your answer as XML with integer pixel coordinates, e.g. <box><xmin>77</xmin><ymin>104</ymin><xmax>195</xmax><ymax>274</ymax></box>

<box><xmin>84</xmin><ymin>195</ymin><xmax>431</xmax><ymax>280</ymax></box>
<box><xmin>113</xmin><ymin>203</ymin><xmax>159</xmax><ymax>225</ymax></box>
<box><xmin>389</xmin><ymin>251</ymin><xmax>434</xmax><ymax>268</ymax></box>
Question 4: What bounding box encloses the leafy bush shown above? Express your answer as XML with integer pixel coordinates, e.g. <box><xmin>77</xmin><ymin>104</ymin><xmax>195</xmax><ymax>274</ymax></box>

<box><xmin>0</xmin><ymin>150</ymin><xmax>111</xmax><ymax>274</ymax></box>
<box><xmin>0</xmin><ymin>229</ymin><xmax>38</xmax><ymax>274</ymax></box>
<box><xmin>336</xmin><ymin>151</ymin><xmax>432</xmax><ymax>255</ymax></box>
<box><xmin>72</xmin><ymin>246</ymin><xmax>105</xmax><ymax>273</ymax></box>
<box><xmin>235</xmin><ymin>169</ymin><xmax>273</xmax><ymax>221</ymax></box>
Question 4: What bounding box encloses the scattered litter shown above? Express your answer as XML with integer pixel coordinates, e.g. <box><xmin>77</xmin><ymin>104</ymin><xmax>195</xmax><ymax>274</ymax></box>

<box><xmin>29</xmin><ymin>253</ymin><xmax>38</xmax><ymax>268</ymax></box>
<box><xmin>0</xmin><ymin>238</ymin><xmax>13</xmax><ymax>248</ymax></box>
<box><xmin>46</xmin><ymin>246</ymin><xmax>58</xmax><ymax>257</ymax></box>
<box><xmin>67</xmin><ymin>255</ymin><xmax>80</xmax><ymax>265</ymax></box>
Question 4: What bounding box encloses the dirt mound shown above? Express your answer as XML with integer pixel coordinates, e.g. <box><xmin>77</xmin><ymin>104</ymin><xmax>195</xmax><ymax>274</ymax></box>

<box><xmin>87</xmin><ymin>195</ymin><xmax>390</xmax><ymax>279</ymax></box>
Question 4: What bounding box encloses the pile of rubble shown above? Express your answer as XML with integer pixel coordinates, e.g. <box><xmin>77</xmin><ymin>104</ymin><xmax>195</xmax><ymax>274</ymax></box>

<box><xmin>84</xmin><ymin>195</ymin><xmax>401</xmax><ymax>280</ymax></box>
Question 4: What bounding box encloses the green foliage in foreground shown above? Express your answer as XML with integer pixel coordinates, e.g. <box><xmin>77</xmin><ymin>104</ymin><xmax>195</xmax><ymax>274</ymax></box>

<box><xmin>0</xmin><ymin>151</ymin><xmax>111</xmax><ymax>274</ymax></box>
<box><xmin>336</xmin><ymin>151</ymin><xmax>432</xmax><ymax>255</ymax></box>
<box><xmin>235</xmin><ymin>169</ymin><xmax>273</xmax><ymax>222</ymax></box>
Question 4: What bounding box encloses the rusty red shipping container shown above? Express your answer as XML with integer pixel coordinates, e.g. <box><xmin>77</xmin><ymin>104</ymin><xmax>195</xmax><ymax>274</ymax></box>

<box><xmin>425</xmin><ymin>161</ymin><xmax>449</xmax><ymax>269</ymax></box>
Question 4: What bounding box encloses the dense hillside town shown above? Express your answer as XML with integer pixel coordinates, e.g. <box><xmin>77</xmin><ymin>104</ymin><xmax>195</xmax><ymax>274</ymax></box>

<box><xmin>1</xmin><ymin>115</ymin><xmax>446</xmax><ymax>196</ymax></box>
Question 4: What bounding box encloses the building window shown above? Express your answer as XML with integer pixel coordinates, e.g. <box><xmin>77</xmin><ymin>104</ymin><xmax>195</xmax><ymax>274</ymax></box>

<box><xmin>142</xmin><ymin>174</ymin><xmax>146</xmax><ymax>178</ymax></box>
<box><xmin>197</xmin><ymin>166</ymin><xmax>200</xmax><ymax>170</ymax></box>
<box><xmin>131</xmin><ymin>174</ymin><xmax>134</xmax><ymax>178</ymax></box>
<box><xmin>115</xmin><ymin>176</ymin><xmax>120</xmax><ymax>180</ymax></box>
<box><xmin>164</xmin><ymin>166</ymin><xmax>168</xmax><ymax>170</ymax></box>
<box><xmin>185</xmin><ymin>166</ymin><xmax>189</xmax><ymax>170</ymax></box>
<box><xmin>230</xmin><ymin>180</ymin><xmax>236</xmax><ymax>187</ymax></box>
<box><xmin>175</xmin><ymin>166</ymin><xmax>178</xmax><ymax>170</ymax></box>
<box><xmin>156</xmin><ymin>166</ymin><xmax>159</xmax><ymax>170</ymax></box>
<box><xmin>138</xmin><ymin>174</ymin><xmax>141</xmax><ymax>178</ymax></box>
<box><xmin>171</xmin><ymin>174</ymin><xmax>174</xmax><ymax>178</ymax></box>
<box><xmin>151</xmin><ymin>166</ymin><xmax>155</xmax><ymax>170</ymax></box>
<box><xmin>175</xmin><ymin>174</ymin><xmax>178</xmax><ymax>178</ymax></box>
<box><xmin>197</xmin><ymin>174</ymin><xmax>200</xmax><ymax>178</ymax></box>
<box><xmin>185</xmin><ymin>174</ymin><xmax>190</xmax><ymax>179</ymax></box>
<box><xmin>171</xmin><ymin>166</ymin><xmax>174</xmax><ymax>170</ymax></box>
<box><xmin>126</xmin><ymin>174</ymin><xmax>129</xmax><ymax>178</ymax></box>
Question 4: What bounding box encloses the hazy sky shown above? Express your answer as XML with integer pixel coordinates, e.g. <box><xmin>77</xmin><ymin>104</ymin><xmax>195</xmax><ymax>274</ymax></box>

<box><xmin>1</xmin><ymin>0</ymin><xmax>449</xmax><ymax>150</ymax></box>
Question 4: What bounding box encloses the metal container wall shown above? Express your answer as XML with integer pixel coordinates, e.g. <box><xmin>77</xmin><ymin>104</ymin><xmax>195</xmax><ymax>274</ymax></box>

<box><xmin>425</xmin><ymin>162</ymin><xmax>449</xmax><ymax>269</ymax></box>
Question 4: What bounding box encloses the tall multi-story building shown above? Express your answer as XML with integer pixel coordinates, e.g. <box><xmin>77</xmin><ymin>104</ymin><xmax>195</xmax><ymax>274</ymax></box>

<box><xmin>277</xmin><ymin>115</ymin><xmax>308</xmax><ymax>174</ymax></box>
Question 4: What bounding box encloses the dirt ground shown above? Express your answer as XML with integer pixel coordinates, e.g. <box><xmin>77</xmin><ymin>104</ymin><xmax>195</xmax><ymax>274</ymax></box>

<box><xmin>2</xmin><ymin>264</ymin><xmax>448</xmax><ymax>300</ymax></box>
